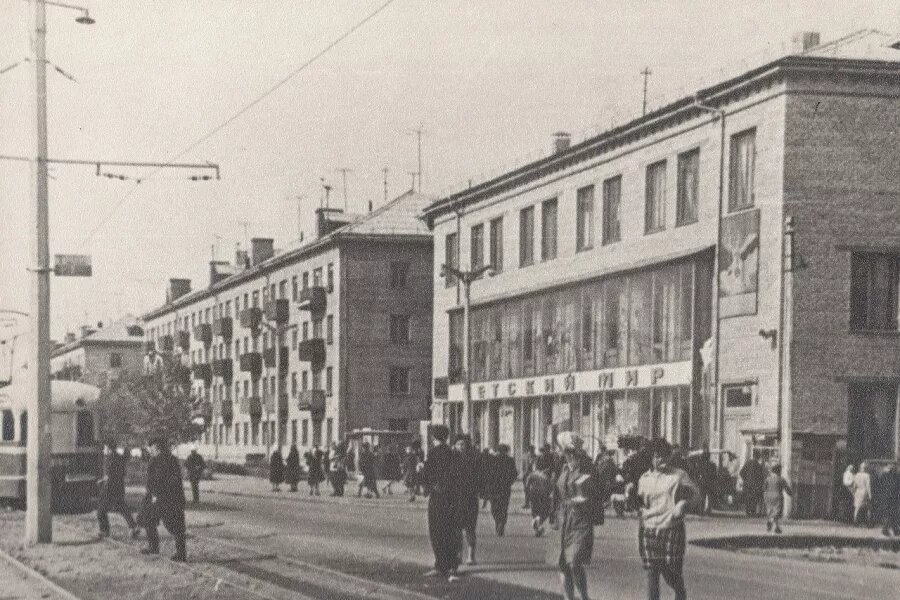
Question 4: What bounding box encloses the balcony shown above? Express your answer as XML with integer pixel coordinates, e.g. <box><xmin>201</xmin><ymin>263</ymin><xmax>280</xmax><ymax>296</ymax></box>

<box><xmin>263</xmin><ymin>346</ymin><xmax>289</xmax><ymax>372</ymax></box>
<box><xmin>239</xmin><ymin>352</ymin><xmax>262</xmax><ymax>379</ymax></box>
<box><xmin>213</xmin><ymin>317</ymin><xmax>233</xmax><ymax>340</ymax></box>
<box><xmin>297</xmin><ymin>389</ymin><xmax>326</xmax><ymax>414</ymax></box>
<box><xmin>193</xmin><ymin>323</ymin><xmax>212</xmax><ymax>346</ymax></box>
<box><xmin>220</xmin><ymin>399</ymin><xmax>233</xmax><ymax>425</ymax></box>
<box><xmin>158</xmin><ymin>335</ymin><xmax>174</xmax><ymax>353</ymax></box>
<box><xmin>176</xmin><ymin>331</ymin><xmax>191</xmax><ymax>352</ymax></box>
<box><xmin>247</xmin><ymin>397</ymin><xmax>262</xmax><ymax>422</ymax></box>
<box><xmin>297</xmin><ymin>338</ymin><xmax>325</xmax><ymax>365</ymax></box>
<box><xmin>264</xmin><ymin>298</ymin><xmax>290</xmax><ymax>325</ymax></box>
<box><xmin>192</xmin><ymin>363</ymin><xmax>212</xmax><ymax>386</ymax></box>
<box><xmin>212</xmin><ymin>358</ymin><xmax>233</xmax><ymax>383</ymax></box>
<box><xmin>297</xmin><ymin>286</ymin><xmax>326</xmax><ymax>314</ymax></box>
<box><xmin>239</xmin><ymin>307</ymin><xmax>262</xmax><ymax>333</ymax></box>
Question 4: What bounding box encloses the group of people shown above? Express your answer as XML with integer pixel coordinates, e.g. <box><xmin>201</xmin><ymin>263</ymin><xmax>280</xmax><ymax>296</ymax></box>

<box><xmin>842</xmin><ymin>461</ymin><xmax>900</xmax><ymax>536</ymax></box>
<box><xmin>423</xmin><ymin>424</ymin><xmax>708</xmax><ymax>600</ymax></box>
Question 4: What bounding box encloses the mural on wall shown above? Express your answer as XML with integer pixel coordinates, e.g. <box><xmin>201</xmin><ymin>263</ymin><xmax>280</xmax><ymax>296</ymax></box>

<box><xmin>719</xmin><ymin>208</ymin><xmax>760</xmax><ymax>318</ymax></box>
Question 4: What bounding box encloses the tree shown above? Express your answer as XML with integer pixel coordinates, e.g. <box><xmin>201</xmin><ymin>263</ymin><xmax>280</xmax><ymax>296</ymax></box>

<box><xmin>97</xmin><ymin>355</ymin><xmax>204</xmax><ymax>446</ymax></box>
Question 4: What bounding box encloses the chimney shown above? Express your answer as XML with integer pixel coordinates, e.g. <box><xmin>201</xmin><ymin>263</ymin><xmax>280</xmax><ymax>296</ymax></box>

<box><xmin>792</xmin><ymin>31</ymin><xmax>821</xmax><ymax>54</ymax></box>
<box><xmin>234</xmin><ymin>243</ymin><xmax>250</xmax><ymax>271</ymax></box>
<box><xmin>80</xmin><ymin>325</ymin><xmax>94</xmax><ymax>339</ymax></box>
<box><xmin>553</xmin><ymin>131</ymin><xmax>571</xmax><ymax>154</ymax></box>
<box><xmin>209</xmin><ymin>260</ymin><xmax>232</xmax><ymax>287</ymax></box>
<box><xmin>97</xmin><ymin>321</ymin><xmax>103</xmax><ymax>329</ymax></box>
<box><xmin>168</xmin><ymin>278</ymin><xmax>192</xmax><ymax>303</ymax></box>
<box><xmin>64</xmin><ymin>332</ymin><xmax>77</xmax><ymax>344</ymax></box>
<box><xmin>316</xmin><ymin>208</ymin><xmax>346</xmax><ymax>238</ymax></box>
<box><xmin>250</xmin><ymin>237</ymin><xmax>275</xmax><ymax>266</ymax></box>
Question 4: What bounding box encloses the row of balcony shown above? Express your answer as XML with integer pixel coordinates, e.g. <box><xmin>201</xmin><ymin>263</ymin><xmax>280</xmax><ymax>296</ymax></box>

<box><xmin>151</xmin><ymin>286</ymin><xmax>328</xmax><ymax>352</ymax></box>
<box><xmin>189</xmin><ymin>339</ymin><xmax>326</xmax><ymax>386</ymax></box>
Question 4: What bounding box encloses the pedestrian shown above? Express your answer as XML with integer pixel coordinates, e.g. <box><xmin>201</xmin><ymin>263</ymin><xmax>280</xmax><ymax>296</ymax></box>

<box><xmin>323</xmin><ymin>445</ymin><xmax>332</xmax><ymax>493</ymax></box>
<box><xmin>740</xmin><ymin>455</ymin><xmax>765</xmax><ymax>517</ymax></box>
<box><xmin>330</xmin><ymin>448</ymin><xmax>348</xmax><ymax>497</ymax></box>
<box><xmin>453</xmin><ymin>433</ymin><xmax>482</xmax><ymax>565</ymax></box>
<box><xmin>489</xmin><ymin>444</ymin><xmax>518</xmax><ymax>536</ymax></box>
<box><xmin>269</xmin><ymin>448</ymin><xmax>284</xmax><ymax>492</ymax></box>
<box><xmin>522</xmin><ymin>445</ymin><xmax>536</xmax><ymax>509</ymax></box>
<box><xmin>763</xmin><ymin>463</ymin><xmax>792</xmax><ymax>533</ymax></box>
<box><xmin>526</xmin><ymin>463</ymin><xmax>554</xmax><ymax>536</ymax></box>
<box><xmin>284</xmin><ymin>444</ymin><xmax>301</xmax><ymax>493</ymax></box>
<box><xmin>552</xmin><ymin>432</ymin><xmax>604</xmax><ymax>600</ymax></box>
<box><xmin>97</xmin><ymin>444</ymin><xmax>140</xmax><ymax>540</ymax></box>
<box><xmin>306</xmin><ymin>448</ymin><xmax>324</xmax><ymax>495</ymax></box>
<box><xmin>422</xmin><ymin>425</ymin><xmax>461</xmax><ymax>581</ymax></box>
<box><xmin>637</xmin><ymin>437</ymin><xmax>699</xmax><ymax>600</ymax></box>
<box><xmin>852</xmin><ymin>461</ymin><xmax>873</xmax><ymax>526</ymax></box>
<box><xmin>141</xmin><ymin>438</ymin><xmax>187</xmax><ymax>562</ymax></box>
<box><xmin>184</xmin><ymin>446</ymin><xmax>206</xmax><ymax>504</ymax></box>
<box><xmin>880</xmin><ymin>462</ymin><xmax>900</xmax><ymax>537</ymax></box>
<box><xmin>697</xmin><ymin>449</ymin><xmax>717</xmax><ymax>514</ymax></box>
<box><xmin>357</xmin><ymin>442</ymin><xmax>381</xmax><ymax>498</ymax></box>
<box><xmin>402</xmin><ymin>445</ymin><xmax>419</xmax><ymax>502</ymax></box>
<box><xmin>622</xmin><ymin>444</ymin><xmax>652</xmax><ymax>513</ymax></box>
<box><xmin>381</xmin><ymin>445</ymin><xmax>402</xmax><ymax>496</ymax></box>
<box><xmin>536</xmin><ymin>443</ymin><xmax>554</xmax><ymax>472</ymax></box>
<box><xmin>594</xmin><ymin>446</ymin><xmax>618</xmax><ymax>508</ymax></box>
<box><xmin>842</xmin><ymin>464</ymin><xmax>857</xmax><ymax>522</ymax></box>
<box><xmin>480</xmin><ymin>447</ymin><xmax>494</xmax><ymax>509</ymax></box>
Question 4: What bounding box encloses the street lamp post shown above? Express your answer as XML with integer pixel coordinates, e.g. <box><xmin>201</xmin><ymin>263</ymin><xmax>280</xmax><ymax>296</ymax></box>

<box><xmin>440</xmin><ymin>264</ymin><xmax>493</xmax><ymax>439</ymax></box>
<box><xmin>26</xmin><ymin>0</ymin><xmax>93</xmax><ymax>546</ymax></box>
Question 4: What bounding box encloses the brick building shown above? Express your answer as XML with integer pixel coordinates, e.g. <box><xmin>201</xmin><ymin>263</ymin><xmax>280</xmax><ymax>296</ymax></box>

<box><xmin>50</xmin><ymin>319</ymin><xmax>145</xmax><ymax>388</ymax></box>
<box><xmin>142</xmin><ymin>191</ymin><xmax>433</xmax><ymax>463</ymax></box>
<box><xmin>423</xmin><ymin>31</ymin><xmax>900</xmax><ymax>518</ymax></box>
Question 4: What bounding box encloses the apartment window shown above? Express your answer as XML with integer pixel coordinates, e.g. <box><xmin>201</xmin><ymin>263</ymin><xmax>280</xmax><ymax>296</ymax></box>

<box><xmin>576</xmin><ymin>185</ymin><xmax>594</xmax><ymax>251</ymax></box>
<box><xmin>302</xmin><ymin>322</ymin><xmax>309</xmax><ymax>341</ymax></box>
<box><xmin>470</xmin><ymin>223</ymin><xmax>485</xmax><ymax>271</ymax></box>
<box><xmin>645</xmin><ymin>160</ymin><xmax>667</xmax><ymax>233</ymax></box>
<box><xmin>723</xmin><ymin>383</ymin><xmax>755</xmax><ymax>409</ymax></box>
<box><xmin>390</xmin><ymin>314</ymin><xmax>411</xmax><ymax>344</ymax></box>
<box><xmin>312</xmin><ymin>318</ymin><xmax>323</xmax><ymax>339</ymax></box>
<box><xmin>676</xmin><ymin>149</ymin><xmax>700</xmax><ymax>225</ymax></box>
<box><xmin>848</xmin><ymin>381</ymin><xmax>898</xmax><ymax>460</ymax></box>
<box><xmin>301</xmin><ymin>419</ymin><xmax>309</xmax><ymax>446</ymax></box>
<box><xmin>326</xmin><ymin>418</ymin><xmax>333</xmax><ymax>446</ymax></box>
<box><xmin>390</xmin><ymin>261</ymin><xmax>409</xmax><ymax>289</ymax></box>
<box><xmin>326</xmin><ymin>367</ymin><xmax>333</xmax><ymax>396</ymax></box>
<box><xmin>326</xmin><ymin>315</ymin><xmax>334</xmax><ymax>344</ymax></box>
<box><xmin>251</xmin><ymin>291</ymin><xmax>259</xmax><ymax>307</ymax></box>
<box><xmin>109</xmin><ymin>353</ymin><xmax>122</xmax><ymax>368</ymax></box>
<box><xmin>445</xmin><ymin>232</ymin><xmax>459</xmax><ymax>287</ymax></box>
<box><xmin>291</xmin><ymin>419</ymin><xmax>297</xmax><ymax>445</ymax></box>
<box><xmin>302</xmin><ymin>371</ymin><xmax>309</xmax><ymax>391</ymax></box>
<box><xmin>279</xmin><ymin>280</ymin><xmax>287</xmax><ymax>299</ymax></box>
<box><xmin>1</xmin><ymin>410</ymin><xmax>12</xmax><ymax>441</ymax></box>
<box><xmin>519</xmin><ymin>206</ymin><xmax>535</xmax><ymax>267</ymax></box>
<box><xmin>728</xmin><ymin>128</ymin><xmax>756</xmax><ymax>211</ymax></box>
<box><xmin>291</xmin><ymin>329</ymin><xmax>297</xmax><ymax>349</ymax></box>
<box><xmin>312</xmin><ymin>368</ymin><xmax>322</xmax><ymax>391</ymax></box>
<box><xmin>302</xmin><ymin>272</ymin><xmax>309</xmax><ymax>290</ymax></box>
<box><xmin>541</xmin><ymin>198</ymin><xmax>558</xmax><ymax>261</ymax></box>
<box><xmin>389</xmin><ymin>366</ymin><xmax>411</xmax><ymax>395</ymax></box>
<box><xmin>292</xmin><ymin>276</ymin><xmax>298</xmax><ymax>301</ymax></box>
<box><xmin>270</xmin><ymin>283</ymin><xmax>276</xmax><ymax>300</ymax></box>
<box><xmin>602</xmin><ymin>176</ymin><xmax>621</xmax><ymax>245</ymax></box>
<box><xmin>313</xmin><ymin>267</ymin><xmax>323</xmax><ymax>288</ymax></box>
<box><xmin>327</xmin><ymin>263</ymin><xmax>334</xmax><ymax>293</ymax></box>
<box><xmin>489</xmin><ymin>217</ymin><xmax>503</xmax><ymax>273</ymax></box>
<box><xmin>291</xmin><ymin>373</ymin><xmax>297</xmax><ymax>397</ymax></box>
<box><xmin>243</xmin><ymin>423</ymin><xmax>249</xmax><ymax>446</ymax></box>
<box><xmin>850</xmin><ymin>252</ymin><xmax>899</xmax><ymax>331</ymax></box>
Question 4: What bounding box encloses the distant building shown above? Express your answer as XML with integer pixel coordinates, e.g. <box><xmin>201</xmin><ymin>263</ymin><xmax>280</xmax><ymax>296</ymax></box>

<box><xmin>142</xmin><ymin>191</ymin><xmax>434</xmax><ymax>463</ymax></box>
<box><xmin>423</xmin><ymin>30</ymin><xmax>900</xmax><ymax>518</ymax></box>
<box><xmin>50</xmin><ymin>319</ymin><xmax>146</xmax><ymax>387</ymax></box>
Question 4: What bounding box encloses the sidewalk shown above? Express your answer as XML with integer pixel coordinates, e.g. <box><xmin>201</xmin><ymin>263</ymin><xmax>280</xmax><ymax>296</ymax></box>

<box><xmin>0</xmin><ymin>547</ymin><xmax>75</xmax><ymax>600</ymax></box>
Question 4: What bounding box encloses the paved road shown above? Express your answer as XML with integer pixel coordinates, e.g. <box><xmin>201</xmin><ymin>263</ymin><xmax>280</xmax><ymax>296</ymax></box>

<box><xmin>164</xmin><ymin>475</ymin><xmax>899</xmax><ymax>600</ymax></box>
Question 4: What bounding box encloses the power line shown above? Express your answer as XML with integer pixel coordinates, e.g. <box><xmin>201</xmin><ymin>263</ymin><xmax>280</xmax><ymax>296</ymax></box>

<box><xmin>81</xmin><ymin>0</ymin><xmax>398</xmax><ymax>247</ymax></box>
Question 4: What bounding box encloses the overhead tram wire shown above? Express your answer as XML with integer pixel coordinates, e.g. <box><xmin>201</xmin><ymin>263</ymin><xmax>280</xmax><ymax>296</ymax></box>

<box><xmin>80</xmin><ymin>0</ymin><xmax>398</xmax><ymax>247</ymax></box>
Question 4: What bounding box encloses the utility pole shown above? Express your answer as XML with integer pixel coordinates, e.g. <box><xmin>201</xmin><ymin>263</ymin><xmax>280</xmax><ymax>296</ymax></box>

<box><xmin>407</xmin><ymin>127</ymin><xmax>424</xmax><ymax>192</ymax></box>
<box><xmin>381</xmin><ymin>167</ymin><xmax>389</xmax><ymax>206</ymax></box>
<box><xmin>335</xmin><ymin>168</ymin><xmax>352</xmax><ymax>211</ymax></box>
<box><xmin>641</xmin><ymin>67</ymin><xmax>652</xmax><ymax>116</ymax></box>
<box><xmin>294</xmin><ymin>196</ymin><xmax>303</xmax><ymax>241</ymax></box>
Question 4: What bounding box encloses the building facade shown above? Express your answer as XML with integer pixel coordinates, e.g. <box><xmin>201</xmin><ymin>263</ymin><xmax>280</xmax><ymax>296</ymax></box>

<box><xmin>142</xmin><ymin>191</ymin><xmax>433</xmax><ymax>463</ymax></box>
<box><xmin>50</xmin><ymin>320</ymin><xmax>146</xmax><ymax>388</ymax></box>
<box><xmin>424</xmin><ymin>31</ymin><xmax>900</xmax><ymax>518</ymax></box>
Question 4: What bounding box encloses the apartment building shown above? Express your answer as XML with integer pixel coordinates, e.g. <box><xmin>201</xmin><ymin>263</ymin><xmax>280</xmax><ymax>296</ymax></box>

<box><xmin>142</xmin><ymin>191</ymin><xmax>433</xmax><ymax>463</ymax></box>
<box><xmin>50</xmin><ymin>319</ymin><xmax>145</xmax><ymax>387</ymax></box>
<box><xmin>423</xmin><ymin>31</ymin><xmax>900</xmax><ymax>518</ymax></box>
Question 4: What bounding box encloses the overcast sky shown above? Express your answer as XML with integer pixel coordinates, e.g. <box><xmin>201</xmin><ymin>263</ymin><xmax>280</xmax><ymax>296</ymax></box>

<box><xmin>1</xmin><ymin>0</ymin><xmax>898</xmax><ymax>342</ymax></box>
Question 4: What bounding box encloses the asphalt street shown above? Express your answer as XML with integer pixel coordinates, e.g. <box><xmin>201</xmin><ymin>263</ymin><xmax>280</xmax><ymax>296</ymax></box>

<box><xmin>159</xmin><ymin>476</ymin><xmax>900</xmax><ymax>600</ymax></box>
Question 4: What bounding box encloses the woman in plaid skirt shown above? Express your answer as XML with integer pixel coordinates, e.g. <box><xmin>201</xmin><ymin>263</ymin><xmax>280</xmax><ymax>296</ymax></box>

<box><xmin>637</xmin><ymin>438</ymin><xmax>699</xmax><ymax>600</ymax></box>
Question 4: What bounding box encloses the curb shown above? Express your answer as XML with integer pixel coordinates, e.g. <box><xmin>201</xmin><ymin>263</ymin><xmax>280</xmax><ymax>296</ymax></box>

<box><xmin>692</xmin><ymin>534</ymin><xmax>900</xmax><ymax>551</ymax></box>
<box><xmin>0</xmin><ymin>545</ymin><xmax>83</xmax><ymax>600</ymax></box>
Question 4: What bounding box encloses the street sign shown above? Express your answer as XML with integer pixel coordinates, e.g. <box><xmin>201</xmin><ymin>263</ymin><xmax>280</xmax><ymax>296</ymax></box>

<box><xmin>53</xmin><ymin>254</ymin><xmax>92</xmax><ymax>277</ymax></box>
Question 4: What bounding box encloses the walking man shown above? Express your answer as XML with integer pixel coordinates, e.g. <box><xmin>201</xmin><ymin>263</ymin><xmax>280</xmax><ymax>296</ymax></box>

<box><xmin>453</xmin><ymin>434</ymin><xmax>482</xmax><ymax>566</ymax></box>
<box><xmin>740</xmin><ymin>455</ymin><xmax>765</xmax><ymax>517</ymax></box>
<box><xmin>357</xmin><ymin>442</ymin><xmax>381</xmax><ymax>499</ymax></box>
<box><xmin>142</xmin><ymin>438</ymin><xmax>187</xmax><ymax>562</ymax></box>
<box><xmin>97</xmin><ymin>444</ymin><xmax>139</xmax><ymax>539</ymax></box>
<box><xmin>422</xmin><ymin>425</ymin><xmax>461</xmax><ymax>581</ymax></box>
<box><xmin>184</xmin><ymin>446</ymin><xmax>206</xmax><ymax>504</ymax></box>
<box><xmin>489</xmin><ymin>444</ymin><xmax>518</xmax><ymax>536</ymax></box>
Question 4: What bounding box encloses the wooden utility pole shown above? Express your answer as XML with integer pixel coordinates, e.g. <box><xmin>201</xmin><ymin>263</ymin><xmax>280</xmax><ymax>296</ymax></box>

<box><xmin>641</xmin><ymin>67</ymin><xmax>652</xmax><ymax>116</ymax></box>
<box><xmin>335</xmin><ymin>168</ymin><xmax>352</xmax><ymax>210</ymax></box>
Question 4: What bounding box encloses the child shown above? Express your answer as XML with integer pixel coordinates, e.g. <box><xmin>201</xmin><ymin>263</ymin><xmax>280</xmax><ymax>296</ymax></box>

<box><xmin>763</xmin><ymin>463</ymin><xmax>792</xmax><ymax>534</ymax></box>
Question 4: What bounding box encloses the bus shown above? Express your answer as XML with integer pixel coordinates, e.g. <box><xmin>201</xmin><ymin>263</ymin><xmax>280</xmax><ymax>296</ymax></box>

<box><xmin>0</xmin><ymin>380</ymin><xmax>102</xmax><ymax>509</ymax></box>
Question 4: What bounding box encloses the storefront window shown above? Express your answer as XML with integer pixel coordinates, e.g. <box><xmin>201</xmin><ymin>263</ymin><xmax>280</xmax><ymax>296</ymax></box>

<box><xmin>600</xmin><ymin>278</ymin><xmax>627</xmax><ymax>368</ymax></box>
<box><xmin>448</xmin><ymin>312</ymin><xmax>463</xmax><ymax>383</ymax></box>
<box><xmin>560</xmin><ymin>289</ymin><xmax>579</xmax><ymax>373</ymax></box>
<box><xmin>652</xmin><ymin>266</ymin><xmax>680</xmax><ymax>362</ymax></box>
<box><xmin>470</xmin><ymin>311</ymin><xmax>488</xmax><ymax>382</ymax></box>
<box><xmin>542</xmin><ymin>295</ymin><xmax>559</xmax><ymax>374</ymax></box>
<box><xmin>489</xmin><ymin>307</ymin><xmax>505</xmax><ymax>380</ymax></box>
<box><xmin>506</xmin><ymin>304</ymin><xmax>521</xmax><ymax>379</ymax></box>
<box><xmin>629</xmin><ymin>273</ymin><xmax>653</xmax><ymax>365</ymax></box>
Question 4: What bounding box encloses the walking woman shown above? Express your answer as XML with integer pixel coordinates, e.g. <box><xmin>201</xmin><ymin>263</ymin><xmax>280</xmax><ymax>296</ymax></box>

<box><xmin>269</xmin><ymin>448</ymin><xmax>284</xmax><ymax>492</ymax></box>
<box><xmin>553</xmin><ymin>432</ymin><xmax>604</xmax><ymax>600</ymax></box>
<box><xmin>637</xmin><ymin>438</ymin><xmax>698</xmax><ymax>600</ymax></box>
<box><xmin>852</xmin><ymin>461</ymin><xmax>873</xmax><ymax>526</ymax></box>
<box><xmin>306</xmin><ymin>448</ymin><xmax>324</xmax><ymax>496</ymax></box>
<box><xmin>763</xmin><ymin>463</ymin><xmax>792</xmax><ymax>533</ymax></box>
<box><xmin>284</xmin><ymin>445</ymin><xmax>301</xmax><ymax>493</ymax></box>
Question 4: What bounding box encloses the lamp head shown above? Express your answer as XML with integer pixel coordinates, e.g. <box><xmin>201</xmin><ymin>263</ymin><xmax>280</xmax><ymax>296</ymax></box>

<box><xmin>75</xmin><ymin>10</ymin><xmax>95</xmax><ymax>25</ymax></box>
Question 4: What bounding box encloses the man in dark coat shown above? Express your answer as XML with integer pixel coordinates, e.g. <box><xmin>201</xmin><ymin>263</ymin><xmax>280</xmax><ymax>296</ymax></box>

<box><xmin>97</xmin><ymin>445</ymin><xmax>139</xmax><ymax>539</ymax></box>
<box><xmin>740</xmin><ymin>456</ymin><xmax>765</xmax><ymax>516</ymax></box>
<box><xmin>184</xmin><ymin>447</ymin><xmax>206</xmax><ymax>504</ymax></box>
<box><xmin>879</xmin><ymin>463</ymin><xmax>900</xmax><ymax>537</ymax></box>
<box><xmin>453</xmin><ymin>434</ymin><xmax>482</xmax><ymax>566</ymax></box>
<box><xmin>593</xmin><ymin>446</ymin><xmax>618</xmax><ymax>506</ymax></box>
<box><xmin>269</xmin><ymin>448</ymin><xmax>284</xmax><ymax>492</ymax></box>
<box><xmin>357</xmin><ymin>443</ymin><xmax>380</xmax><ymax>498</ymax></box>
<box><xmin>142</xmin><ymin>438</ymin><xmax>187</xmax><ymax>562</ymax></box>
<box><xmin>422</xmin><ymin>425</ymin><xmax>460</xmax><ymax>580</ymax></box>
<box><xmin>489</xmin><ymin>444</ymin><xmax>518</xmax><ymax>536</ymax></box>
<box><xmin>284</xmin><ymin>445</ymin><xmax>301</xmax><ymax>492</ymax></box>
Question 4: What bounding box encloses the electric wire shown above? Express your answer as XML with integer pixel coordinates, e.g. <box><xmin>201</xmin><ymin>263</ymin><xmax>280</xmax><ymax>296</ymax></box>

<box><xmin>81</xmin><ymin>0</ymin><xmax>398</xmax><ymax>247</ymax></box>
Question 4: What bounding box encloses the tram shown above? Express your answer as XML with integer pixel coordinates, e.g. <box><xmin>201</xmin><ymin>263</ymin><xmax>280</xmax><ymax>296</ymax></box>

<box><xmin>0</xmin><ymin>380</ymin><xmax>103</xmax><ymax>508</ymax></box>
